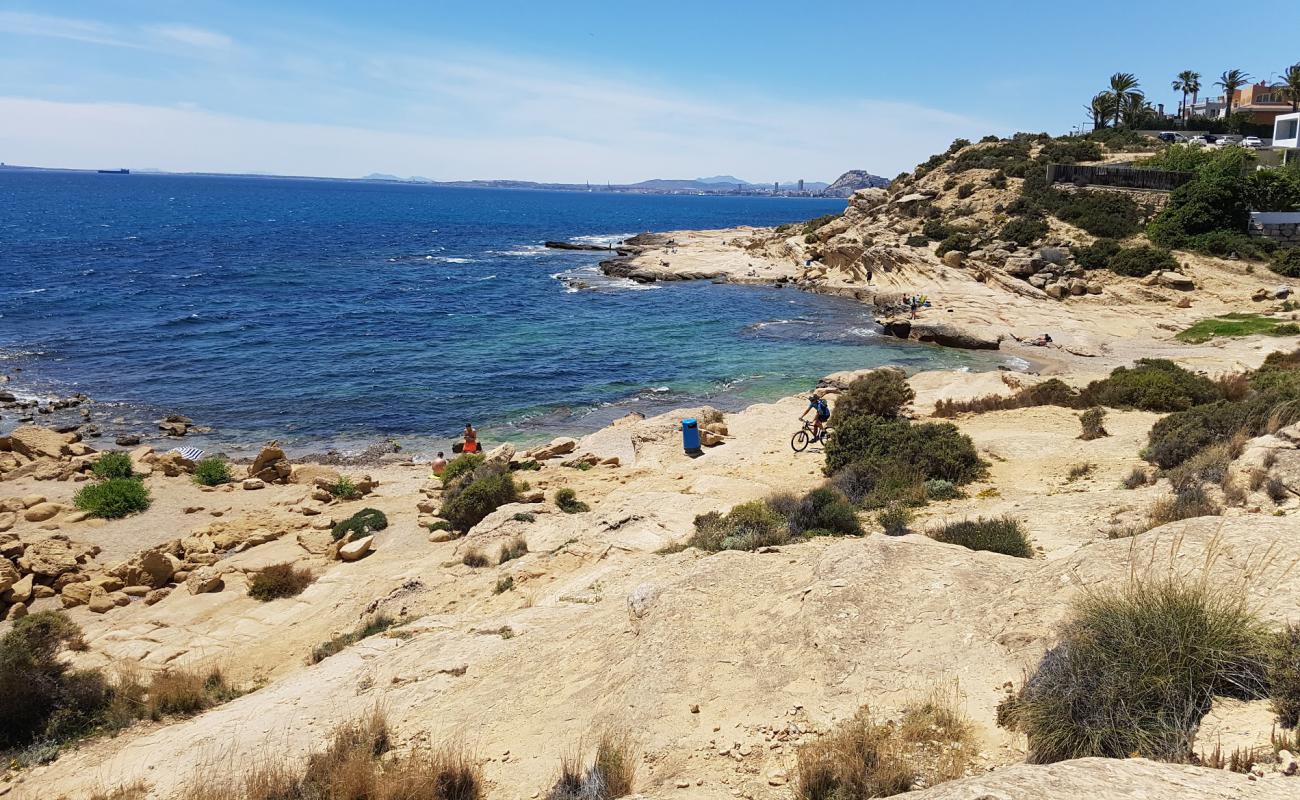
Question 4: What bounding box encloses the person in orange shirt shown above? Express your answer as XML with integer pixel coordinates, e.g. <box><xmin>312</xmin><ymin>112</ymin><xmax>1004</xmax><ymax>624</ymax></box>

<box><xmin>462</xmin><ymin>422</ymin><xmax>479</xmax><ymax>454</ymax></box>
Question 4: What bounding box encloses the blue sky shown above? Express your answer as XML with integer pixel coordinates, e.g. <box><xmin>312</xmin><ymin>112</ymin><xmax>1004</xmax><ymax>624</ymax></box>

<box><xmin>1</xmin><ymin>1</ymin><xmax>1296</xmax><ymax>181</ymax></box>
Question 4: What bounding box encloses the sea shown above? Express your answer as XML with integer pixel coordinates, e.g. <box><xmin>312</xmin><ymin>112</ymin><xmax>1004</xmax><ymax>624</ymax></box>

<box><xmin>0</xmin><ymin>171</ymin><xmax>1011</xmax><ymax>455</ymax></box>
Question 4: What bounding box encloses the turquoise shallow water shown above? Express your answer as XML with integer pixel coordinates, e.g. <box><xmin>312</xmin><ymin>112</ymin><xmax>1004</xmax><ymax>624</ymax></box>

<box><xmin>0</xmin><ymin>171</ymin><xmax>1009</xmax><ymax>453</ymax></box>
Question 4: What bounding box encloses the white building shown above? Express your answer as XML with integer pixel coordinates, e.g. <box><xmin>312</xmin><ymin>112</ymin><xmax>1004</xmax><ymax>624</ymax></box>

<box><xmin>1275</xmin><ymin>112</ymin><xmax>1300</xmax><ymax>151</ymax></box>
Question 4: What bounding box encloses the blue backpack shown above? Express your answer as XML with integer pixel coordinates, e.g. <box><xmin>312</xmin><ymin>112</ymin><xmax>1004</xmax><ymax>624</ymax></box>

<box><xmin>814</xmin><ymin>398</ymin><xmax>830</xmax><ymax>419</ymax></box>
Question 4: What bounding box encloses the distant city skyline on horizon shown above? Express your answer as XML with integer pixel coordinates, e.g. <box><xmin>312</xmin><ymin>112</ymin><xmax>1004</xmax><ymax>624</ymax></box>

<box><xmin>1</xmin><ymin>1</ymin><xmax>1296</xmax><ymax>182</ymax></box>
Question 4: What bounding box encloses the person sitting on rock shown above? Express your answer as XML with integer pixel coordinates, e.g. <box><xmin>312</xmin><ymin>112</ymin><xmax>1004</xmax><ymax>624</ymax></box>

<box><xmin>462</xmin><ymin>422</ymin><xmax>479</xmax><ymax>454</ymax></box>
<box><xmin>431</xmin><ymin>451</ymin><xmax>448</xmax><ymax>478</ymax></box>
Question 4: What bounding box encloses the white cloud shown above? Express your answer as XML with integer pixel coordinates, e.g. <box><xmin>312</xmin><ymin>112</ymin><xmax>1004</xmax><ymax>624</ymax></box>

<box><xmin>0</xmin><ymin>11</ymin><xmax>132</xmax><ymax>48</ymax></box>
<box><xmin>144</xmin><ymin>23</ymin><xmax>233</xmax><ymax>51</ymax></box>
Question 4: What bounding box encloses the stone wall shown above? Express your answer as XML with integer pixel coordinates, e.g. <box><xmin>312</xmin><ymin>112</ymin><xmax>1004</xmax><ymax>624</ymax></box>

<box><xmin>1249</xmin><ymin>212</ymin><xmax>1300</xmax><ymax>245</ymax></box>
<box><xmin>1051</xmin><ymin>184</ymin><xmax>1171</xmax><ymax>212</ymax></box>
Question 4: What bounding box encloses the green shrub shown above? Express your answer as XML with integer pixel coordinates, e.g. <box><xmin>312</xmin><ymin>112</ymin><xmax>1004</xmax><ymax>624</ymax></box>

<box><xmin>929</xmin><ymin>517</ymin><xmax>1033</xmax><ymax>557</ymax></box>
<box><xmin>826</xmin><ymin>416</ymin><xmax>986</xmax><ymax>484</ymax></box>
<box><xmin>247</xmin><ymin>563</ymin><xmax>315</xmax><ymax>601</ymax></box>
<box><xmin>1072</xmin><ymin>238</ymin><xmax>1121</xmax><ymax>270</ymax></box>
<box><xmin>511</xmin><ymin>512</ymin><xmax>535</xmax><ymax>523</ymax></box>
<box><xmin>1183</xmin><ymin>230</ymin><xmax>1269</xmax><ymax>260</ymax></box>
<box><xmin>554</xmin><ymin>488</ymin><xmax>589</xmax><ymax>514</ymax></box>
<box><xmin>905</xmin><ymin>235</ymin><xmax>929</xmax><ymax>248</ymax></box>
<box><xmin>0</xmin><ymin>611</ymin><xmax>103</xmax><ymax>748</ymax></box>
<box><xmin>1052</xmin><ymin>191</ymin><xmax>1141</xmax><ymax>239</ymax></box>
<box><xmin>327</xmin><ymin>476</ymin><xmax>359</xmax><ymax>500</ymax></box>
<box><xmin>1148</xmin><ymin>175</ymin><xmax>1250</xmax><ymax>249</ymax></box>
<box><xmin>310</xmin><ymin>614</ymin><xmax>397</xmax><ymax>664</ymax></box>
<box><xmin>441</xmin><ymin>453</ymin><xmax>484</xmax><ymax>484</ymax></box>
<box><xmin>768</xmin><ymin>486</ymin><xmax>863</xmax><ymax>537</ymax></box>
<box><xmin>192</xmin><ymin>457</ymin><xmax>233</xmax><ymax>487</ymax></box>
<box><xmin>442</xmin><ymin>473</ymin><xmax>517</xmax><ymax>532</ymax></box>
<box><xmin>1272</xmin><ymin>248</ymin><xmax>1300</xmax><ymax>278</ymax></box>
<box><xmin>955</xmin><ymin>182</ymin><xmax>974</xmax><ymax>199</ymax></box>
<box><xmin>427</xmin><ymin>520</ymin><xmax>452</xmax><ymax>532</ymax></box>
<box><xmin>1001</xmin><ymin>577</ymin><xmax>1271</xmax><ymax>763</ymax></box>
<box><xmin>1082</xmin><ymin>358</ymin><xmax>1220</xmax><ymax>412</ymax></box>
<box><xmin>687</xmin><ymin>502</ymin><xmax>789</xmax><ymax>552</ymax></box>
<box><xmin>936</xmin><ymin>233</ymin><xmax>974</xmax><ymax>256</ymax></box>
<box><xmin>877</xmin><ymin>503</ymin><xmax>913</xmax><ymax>536</ymax></box>
<box><xmin>91</xmin><ymin>451</ymin><xmax>133</xmax><ymax>480</ymax></box>
<box><xmin>951</xmin><ymin>139</ymin><xmax>1033</xmax><ymax>173</ymax></box>
<box><xmin>331</xmin><ymin>508</ymin><xmax>389</xmax><ymax>541</ymax></box>
<box><xmin>989</xmin><ymin>170</ymin><xmax>1008</xmax><ymax>189</ymax></box>
<box><xmin>999</xmin><ymin>215</ymin><xmax>1049</xmax><ymax>247</ymax></box>
<box><xmin>1042</xmin><ymin>139</ymin><xmax>1103</xmax><ymax>163</ymax></box>
<box><xmin>830</xmin><ymin>369</ymin><xmax>914</xmax><ymax>423</ymax></box>
<box><xmin>922</xmin><ymin>479</ymin><xmax>960</xmax><ymax>501</ymax></box>
<box><xmin>921</xmin><ymin>220</ymin><xmax>951</xmax><ymax>240</ymax></box>
<box><xmin>1270</xmin><ymin>624</ymin><xmax>1300</xmax><ymax>728</ymax></box>
<box><xmin>1107</xmin><ymin>245</ymin><xmax>1178</xmax><ymax>277</ymax></box>
<box><xmin>73</xmin><ymin>477</ymin><xmax>150</xmax><ymax>519</ymax></box>
<box><xmin>1143</xmin><ymin>400</ymin><xmax>1256</xmax><ymax>469</ymax></box>
<box><xmin>1245</xmin><ymin>169</ymin><xmax>1300</xmax><ymax>213</ymax></box>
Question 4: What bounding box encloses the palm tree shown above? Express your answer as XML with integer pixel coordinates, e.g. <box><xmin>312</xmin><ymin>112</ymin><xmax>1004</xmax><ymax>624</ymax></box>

<box><xmin>1172</xmin><ymin>70</ymin><xmax>1201</xmax><ymax>120</ymax></box>
<box><xmin>1107</xmin><ymin>73</ymin><xmax>1143</xmax><ymax>127</ymax></box>
<box><xmin>1216</xmin><ymin>69</ymin><xmax>1250</xmax><ymax>120</ymax></box>
<box><xmin>1086</xmin><ymin>93</ymin><xmax>1115</xmax><ymax>130</ymax></box>
<box><xmin>1283</xmin><ymin>64</ymin><xmax>1300</xmax><ymax>112</ymax></box>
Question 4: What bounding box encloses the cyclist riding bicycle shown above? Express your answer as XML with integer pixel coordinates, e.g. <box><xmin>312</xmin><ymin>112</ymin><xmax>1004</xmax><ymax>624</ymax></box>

<box><xmin>800</xmin><ymin>393</ymin><xmax>831</xmax><ymax>440</ymax></box>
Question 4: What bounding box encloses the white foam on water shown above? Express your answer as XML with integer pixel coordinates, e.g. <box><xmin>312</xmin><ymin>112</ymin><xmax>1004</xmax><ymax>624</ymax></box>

<box><xmin>569</xmin><ymin>232</ymin><xmax>634</xmax><ymax>246</ymax></box>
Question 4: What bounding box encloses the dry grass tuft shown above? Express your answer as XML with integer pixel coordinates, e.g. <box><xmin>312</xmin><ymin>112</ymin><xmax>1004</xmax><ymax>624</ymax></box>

<box><xmin>545</xmin><ymin>729</ymin><xmax>636</xmax><ymax>800</ymax></box>
<box><xmin>146</xmin><ymin>665</ymin><xmax>239</xmax><ymax>720</ymax></box>
<box><xmin>247</xmin><ymin>563</ymin><xmax>315</xmax><ymax>601</ymax></box>
<box><xmin>1147</xmin><ymin>485</ymin><xmax>1222</xmax><ymax>530</ymax></box>
<box><xmin>498</xmin><ymin>535</ymin><xmax>528</xmax><ymax>565</ymax></box>
<box><xmin>461</xmin><ymin>548</ymin><xmax>491</xmax><ymax>568</ymax></box>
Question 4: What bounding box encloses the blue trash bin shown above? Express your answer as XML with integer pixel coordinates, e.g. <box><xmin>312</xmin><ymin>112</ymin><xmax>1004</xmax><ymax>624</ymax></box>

<box><xmin>682</xmin><ymin>418</ymin><xmax>701</xmax><ymax>452</ymax></box>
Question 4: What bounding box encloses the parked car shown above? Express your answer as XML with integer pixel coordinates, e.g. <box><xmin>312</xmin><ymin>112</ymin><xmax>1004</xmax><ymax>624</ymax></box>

<box><xmin>1157</xmin><ymin>132</ymin><xmax>1179</xmax><ymax>143</ymax></box>
<box><xmin>1242</xmin><ymin>136</ymin><xmax>1265</xmax><ymax>149</ymax></box>
<box><xmin>1186</xmin><ymin>135</ymin><xmax>1210</xmax><ymax>146</ymax></box>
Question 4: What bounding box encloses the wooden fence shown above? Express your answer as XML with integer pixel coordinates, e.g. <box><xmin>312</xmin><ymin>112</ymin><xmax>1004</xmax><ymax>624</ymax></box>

<box><xmin>1046</xmin><ymin>163</ymin><xmax>1194</xmax><ymax>192</ymax></box>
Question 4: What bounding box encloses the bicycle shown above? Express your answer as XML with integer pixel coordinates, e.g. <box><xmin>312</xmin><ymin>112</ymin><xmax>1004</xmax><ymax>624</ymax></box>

<box><xmin>791</xmin><ymin>419</ymin><xmax>832</xmax><ymax>452</ymax></box>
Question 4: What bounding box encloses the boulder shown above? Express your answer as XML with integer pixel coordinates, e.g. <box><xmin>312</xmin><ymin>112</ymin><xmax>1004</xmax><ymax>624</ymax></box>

<box><xmin>144</xmin><ymin>588</ymin><xmax>171</xmax><ymax>605</ymax></box>
<box><xmin>243</xmin><ymin>478</ymin><xmax>266</xmax><ymax>491</ymax></box>
<box><xmin>5</xmin><ymin>601</ymin><xmax>27</xmax><ymax>620</ymax></box>
<box><xmin>700</xmin><ymin>430</ymin><xmax>724</xmax><ymax>447</ymax></box>
<box><xmin>1039</xmin><ymin>246</ymin><xmax>1067</xmax><ymax>264</ymax></box>
<box><xmin>21</xmin><ymin>494</ymin><xmax>47</xmax><ymax>508</ymax></box>
<box><xmin>115</xmin><ymin>435</ymin><xmax>142</xmax><ymax>447</ymax></box>
<box><xmin>291</xmin><ymin>464</ymin><xmax>341</xmax><ymax>486</ymax></box>
<box><xmin>87</xmin><ymin>586</ymin><xmax>114</xmax><ymax>613</ymax></box>
<box><xmin>10</xmin><ymin>426</ymin><xmax>72</xmax><ymax>459</ymax></box>
<box><xmin>941</xmin><ymin>250</ymin><xmax>964</xmax><ymax>268</ymax></box>
<box><xmin>1069</xmin><ymin>279</ymin><xmax>1088</xmax><ymax>296</ymax></box>
<box><xmin>1045</xmin><ymin>282</ymin><xmax>1067</xmax><ymax>300</ymax></box>
<box><xmin>185</xmin><ymin>566</ymin><xmax>224</xmax><ymax>594</ymax></box>
<box><xmin>61</xmin><ymin>581</ymin><xmax>94</xmax><ymax>607</ymax></box>
<box><xmin>0</xmin><ymin>558</ymin><xmax>19</xmax><ymax>594</ymax></box>
<box><xmin>1252</xmin><ymin>288</ymin><xmax>1270</xmax><ymax>302</ymax></box>
<box><xmin>122</xmin><ymin>585</ymin><xmax>150</xmax><ymax>597</ymax></box>
<box><xmin>1003</xmin><ymin>256</ymin><xmax>1038</xmax><ymax>278</ymax></box>
<box><xmin>3</xmin><ymin>572</ymin><xmax>32</xmax><ymax>603</ymax></box>
<box><xmin>337</xmin><ymin>535</ymin><xmax>374</xmax><ymax>562</ymax></box>
<box><xmin>1173</xmin><ymin>296</ymin><xmax>1192</xmax><ymax>309</ymax></box>
<box><xmin>1157</xmin><ymin>272</ymin><xmax>1195</xmax><ymax>290</ymax></box>
<box><xmin>248</xmin><ymin>445</ymin><xmax>291</xmax><ymax>483</ymax></box>
<box><xmin>140</xmin><ymin>550</ymin><xmax>179</xmax><ymax>587</ymax></box>
<box><xmin>24</xmin><ymin>502</ymin><xmax>61</xmax><ymax>523</ymax></box>
<box><xmin>526</xmin><ymin>437</ymin><xmax>578</xmax><ymax>461</ymax></box>
<box><xmin>155</xmin><ymin>451</ymin><xmax>196</xmax><ymax>476</ymax></box>
<box><xmin>483</xmin><ymin>442</ymin><xmax>516</xmax><ymax>470</ymax></box>
<box><xmin>1086</xmin><ymin>282</ymin><xmax>1104</xmax><ymax>295</ymax></box>
<box><xmin>19</xmin><ymin>539</ymin><xmax>82</xmax><ymax>578</ymax></box>
<box><xmin>0</xmin><ymin>512</ymin><xmax>15</xmax><ymax>533</ymax></box>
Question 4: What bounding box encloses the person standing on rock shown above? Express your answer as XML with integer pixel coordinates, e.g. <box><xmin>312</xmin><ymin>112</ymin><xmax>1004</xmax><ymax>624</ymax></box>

<box><xmin>462</xmin><ymin>422</ymin><xmax>479</xmax><ymax>454</ymax></box>
<box><xmin>431</xmin><ymin>451</ymin><xmax>448</xmax><ymax>478</ymax></box>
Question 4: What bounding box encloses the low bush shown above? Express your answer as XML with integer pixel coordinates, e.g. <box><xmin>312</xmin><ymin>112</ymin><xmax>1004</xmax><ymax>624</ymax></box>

<box><xmin>1270</xmin><ymin>624</ymin><xmax>1300</xmax><ymax>728</ymax></box>
<box><xmin>1271</xmin><ymin>248</ymin><xmax>1300</xmax><ymax>278</ymax></box>
<box><xmin>1141</xmin><ymin>388</ymin><xmax>1294</xmax><ymax>469</ymax></box>
<box><xmin>247</xmin><ymin>563</ymin><xmax>315</xmax><ymax>601</ymax></box>
<box><xmin>511</xmin><ymin>512</ymin><xmax>536</xmax><ymax>523</ymax></box>
<box><xmin>999</xmin><ymin>215</ymin><xmax>1049</xmax><ymax>247</ymax></box>
<box><xmin>999</xmin><ymin>577</ymin><xmax>1271</xmax><ymax>763</ymax></box>
<box><xmin>924</xmin><ymin>479</ymin><xmax>962</xmax><ymax>501</ymax></box>
<box><xmin>1107</xmin><ymin>245</ymin><xmax>1178</xmax><ymax>277</ymax></box>
<box><xmin>825</xmin><ymin>416</ymin><xmax>986</xmax><ymax>485</ymax></box>
<box><xmin>441</xmin><ymin>453</ymin><xmax>485</xmax><ymax>484</ymax></box>
<box><xmin>933</xmin><ymin>378</ymin><xmax>1080</xmax><ymax>417</ymax></box>
<box><xmin>936</xmin><ymin>233</ymin><xmax>975</xmax><ymax>257</ymax></box>
<box><xmin>554</xmin><ymin>488</ymin><xmax>589</xmax><ymax>514</ymax></box>
<box><xmin>442</xmin><ymin>472</ymin><xmax>517</xmax><ymax>532</ymax></box>
<box><xmin>1148</xmin><ymin>174</ymin><xmax>1250</xmax><ymax>250</ymax></box>
<box><xmin>0</xmin><ymin>611</ymin><xmax>99</xmax><ymax>749</ymax></box>
<box><xmin>794</xmin><ymin>707</ymin><xmax>914</xmax><ymax>799</ymax></box>
<box><xmin>877</xmin><ymin>503</ymin><xmax>913</xmax><ymax>536</ymax></box>
<box><xmin>1081</xmin><ymin>358</ymin><xmax>1220</xmax><ymax>412</ymax></box>
<box><xmin>546</xmin><ymin>730</ymin><xmax>636</xmax><ymax>800</ymax></box>
<box><xmin>955</xmin><ymin>182</ymin><xmax>975</xmax><ymax>199</ymax></box>
<box><xmin>309</xmin><ymin>613</ymin><xmax>397</xmax><ymax>664</ymax></box>
<box><xmin>830</xmin><ymin>369</ymin><xmax>914</xmax><ymax>424</ymax></box>
<box><xmin>921</xmin><ymin>220</ymin><xmax>951</xmax><ymax>240</ymax></box>
<box><xmin>91</xmin><ymin>451</ymin><xmax>134</xmax><ymax>480</ymax></box>
<box><xmin>193</xmin><ymin>457</ymin><xmax>233</xmax><ymax>486</ymax></box>
<box><xmin>1072</xmin><ymin>238</ymin><xmax>1121</xmax><ymax>270</ymax></box>
<box><xmin>428</xmin><ymin>520</ymin><xmax>452</xmax><ymax>533</ymax></box>
<box><xmin>494</xmin><ymin>576</ymin><xmax>514</xmax><ymax>594</ymax></box>
<box><xmin>1122</xmin><ymin>467</ymin><xmax>1153</xmax><ymax>489</ymax></box>
<box><xmin>498</xmin><ymin>535</ymin><xmax>528</xmax><ymax>564</ymax></box>
<box><xmin>1052</xmin><ymin>190</ymin><xmax>1141</xmax><ymax>238</ymax></box>
<box><xmin>904</xmin><ymin>234</ymin><xmax>929</xmax><ymax>248</ymax></box>
<box><xmin>687</xmin><ymin>501</ymin><xmax>789</xmax><ymax>552</ymax></box>
<box><xmin>768</xmin><ymin>486</ymin><xmax>863</xmax><ymax>537</ymax></box>
<box><xmin>1066</xmin><ymin>462</ymin><xmax>1095</xmax><ymax>482</ymax></box>
<box><xmin>146</xmin><ymin>666</ymin><xmax>238</xmax><ymax>720</ymax></box>
<box><xmin>462</xmin><ymin>548</ymin><xmax>491</xmax><ymax>568</ymax></box>
<box><xmin>331</xmin><ymin>508</ymin><xmax>389</xmax><ymax>541</ymax></box>
<box><xmin>1078</xmin><ymin>407</ymin><xmax>1108</xmax><ymax>440</ymax></box>
<box><xmin>929</xmin><ymin>517</ymin><xmax>1033</xmax><ymax>558</ymax></box>
<box><xmin>74</xmin><ymin>477</ymin><xmax>150</xmax><ymax>519</ymax></box>
<box><xmin>1147</xmin><ymin>484</ymin><xmax>1222</xmax><ymax>529</ymax></box>
<box><xmin>327</xmin><ymin>476</ymin><xmax>360</xmax><ymax>500</ymax></box>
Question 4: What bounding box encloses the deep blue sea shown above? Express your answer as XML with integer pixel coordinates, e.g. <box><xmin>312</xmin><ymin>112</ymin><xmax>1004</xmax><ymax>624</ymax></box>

<box><xmin>0</xmin><ymin>171</ymin><xmax>1007</xmax><ymax>454</ymax></box>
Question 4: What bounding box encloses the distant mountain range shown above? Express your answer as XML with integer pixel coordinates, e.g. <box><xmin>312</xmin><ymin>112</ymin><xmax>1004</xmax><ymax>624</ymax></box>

<box><xmin>359</xmin><ymin>173</ymin><xmax>838</xmax><ymax>195</ymax></box>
